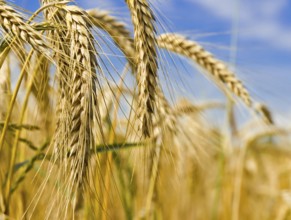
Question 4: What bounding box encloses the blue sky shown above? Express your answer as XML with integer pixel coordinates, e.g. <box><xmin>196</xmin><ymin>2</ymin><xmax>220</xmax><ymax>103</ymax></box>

<box><xmin>10</xmin><ymin>0</ymin><xmax>291</xmax><ymax>123</ymax></box>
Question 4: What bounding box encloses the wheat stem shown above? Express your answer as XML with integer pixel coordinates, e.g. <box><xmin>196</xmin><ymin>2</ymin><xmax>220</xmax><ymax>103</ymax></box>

<box><xmin>3</xmin><ymin>56</ymin><xmax>41</xmax><ymax>213</ymax></box>
<box><xmin>0</xmin><ymin>51</ymin><xmax>33</xmax><ymax>153</ymax></box>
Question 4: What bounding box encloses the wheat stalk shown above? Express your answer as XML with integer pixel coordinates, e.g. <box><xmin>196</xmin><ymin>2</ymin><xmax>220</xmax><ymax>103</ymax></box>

<box><xmin>126</xmin><ymin>0</ymin><xmax>159</xmax><ymax>138</ymax></box>
<box><xmin>0</xmin><ymin>58</ymin><xmax>10</xmax><ymax>120</ymax></box>
<box><xmin>0</xmin><ymin>2</ymin><xmax>48</xmax><ymax>53</ymax></box>
<box><xmin>157</xmin><ymin>33</ymin><xmax>252</xmax><ymax>107</ymax></box>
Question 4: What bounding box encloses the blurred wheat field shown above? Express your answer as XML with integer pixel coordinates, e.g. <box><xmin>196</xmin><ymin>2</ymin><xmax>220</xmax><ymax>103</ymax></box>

<box><xmin>0</xmin><ymin>0</ymin><xmax>290</xmax><ymax>219</ymax></box>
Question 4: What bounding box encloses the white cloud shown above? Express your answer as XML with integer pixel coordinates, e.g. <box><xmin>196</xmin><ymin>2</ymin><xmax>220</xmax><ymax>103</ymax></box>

<box><xmin>186</xmin><ymin>0</ymin><xmax>291</xmax><ymax>50</ymax></box>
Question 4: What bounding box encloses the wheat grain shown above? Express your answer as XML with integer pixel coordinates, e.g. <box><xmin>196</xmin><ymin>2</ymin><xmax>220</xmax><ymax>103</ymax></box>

<box><xmin>0</xmin><ymin>2</ymin><xmax>48</xmax><ymax>53</ymax></box>
<box><xmin>157</xmin><ymin>33</ymin><xmax>252</xmax><ymax>107</ymax></box>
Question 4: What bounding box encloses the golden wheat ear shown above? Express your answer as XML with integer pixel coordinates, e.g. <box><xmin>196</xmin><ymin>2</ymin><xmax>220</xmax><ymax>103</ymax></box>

<box><xmin>0</xmin><ymin>2</ymin><xmax>48</xmax><ymax>54</ymax></box>
<box><xmin>126</xmin><ymin>0</ymin><xmax>159</xmax><ymax>138</ymax></box>
<box><xmin>156</xmin><ymin>34</ymin><xmax>276</xmax><ymax>125</ymax></box>
<box><xmin>157</xmin><ymin>33</ymin><xmax>252</xmax><ymax>107</ymax></box>
<box><xmin>59</xmin><ymin>5</ymin><xmax>98</xmax><ymax>180</ymax></box>
<box><xmin>39</xmin><ymin>4</ymin><xmax>100</xmax><ymax>217</ymax></box>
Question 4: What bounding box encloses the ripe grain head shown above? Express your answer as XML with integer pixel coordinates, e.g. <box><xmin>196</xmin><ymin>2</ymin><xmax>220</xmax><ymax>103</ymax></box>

<box><xmin>157</xmin><ymin>33</ymin><xmax>252</xmax><ymax>108</ymax></box>
<box><xmin>126</xmin><ymin>0</ymin><xmax>159</xmax><ymax>138</ymax></box>
<box><xmin>0</xmin><ymin>2</ymin><xmax>48</xmax><ymax>54</ymax></box>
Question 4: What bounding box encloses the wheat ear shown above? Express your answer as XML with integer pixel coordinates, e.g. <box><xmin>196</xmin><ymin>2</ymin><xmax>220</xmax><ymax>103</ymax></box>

<box><xmin>0</xmin><ymin>2</ymin><xmax>47</xmax><ymax>53</ymax></box>
<box><xmin>42</xmin><ymin>5</ymin><xmax>99</xmax><ymax>217</ymax></box>
<box><xmin>157</xmin><ymin>33</ymin><xmax>252</xmax><ymax>107</ymax></box>
<box><xmin>43</xmin><ymin>5</ymin><xmax>99</xmax><ymax>215</ymax></box>
<box><xmin>62</xmin><ymin>5</ymin><xmax>98</xmax><ymax>185</ymax></box>
<box><xmin>126</xmin><ymin>0</ymin><xmax>159</xmax><ymax>138</ymax></box>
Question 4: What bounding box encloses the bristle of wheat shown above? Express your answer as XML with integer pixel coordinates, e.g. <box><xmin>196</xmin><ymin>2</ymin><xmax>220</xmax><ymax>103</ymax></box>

<box><xmin>157</xmin><ymin>33</ymin><xmax>252</xmax><ymax>107</ymax></box>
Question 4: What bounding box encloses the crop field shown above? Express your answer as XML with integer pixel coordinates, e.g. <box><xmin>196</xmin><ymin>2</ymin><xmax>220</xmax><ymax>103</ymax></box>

<box><xmin>0</xmin><ymin>0</ymin><xmax>290</xmax><ymax>219</ymax></box>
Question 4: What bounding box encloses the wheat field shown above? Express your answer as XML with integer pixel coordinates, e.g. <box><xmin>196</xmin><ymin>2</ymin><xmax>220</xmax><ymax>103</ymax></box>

<box><xmin>0</xmin><ymin>0</ymin><xmax>290</xmax><ymax>219</ymax></box>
